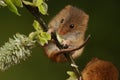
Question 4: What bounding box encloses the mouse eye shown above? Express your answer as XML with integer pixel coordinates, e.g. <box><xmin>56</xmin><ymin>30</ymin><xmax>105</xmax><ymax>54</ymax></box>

<box><xmin>60</xmin><ymin>19</ymin><xmax>64</xmax><ymax>23</ymax></box>
<box><xmin>69</xmin><ymin>24</ymin><xmax>74</xmax><ymax>28</ymax></box>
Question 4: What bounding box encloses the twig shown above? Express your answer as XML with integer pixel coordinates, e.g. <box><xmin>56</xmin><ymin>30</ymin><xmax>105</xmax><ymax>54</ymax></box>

<box><xmin>22</xmin><ymin>3</ymin><xmax>48</xmax><ymax>32</ymax></box>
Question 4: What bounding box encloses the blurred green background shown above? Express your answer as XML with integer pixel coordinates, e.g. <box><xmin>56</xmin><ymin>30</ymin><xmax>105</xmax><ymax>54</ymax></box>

<box><xmin>0</xmin><ymin>0</ymin><xmax>120</xmax><ymax>80</ymax></box>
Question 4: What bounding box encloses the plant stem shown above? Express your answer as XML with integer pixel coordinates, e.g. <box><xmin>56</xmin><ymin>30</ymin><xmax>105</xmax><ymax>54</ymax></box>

<box><xmin>65</xmin><ymin>53</ymin><xmax>80</xmax><ymax>79</ymax></box>
<box><xmin>51</xmin><ymin>33</ymin><xmax>80</xmax><ymax>79</ymax></box>
<box><xmin>23</xmin><ymin>3</ymin><xmax>48</xmax><ymax>32</ymax></box>
<box><xmin>23</xmin><ymin>3</ymin><xmax>80</xmax><ymax>80</ymax></box>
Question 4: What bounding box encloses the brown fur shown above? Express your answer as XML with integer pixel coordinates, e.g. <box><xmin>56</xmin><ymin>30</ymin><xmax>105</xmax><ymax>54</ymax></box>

<box><xmin>82</xmin><ymin>58</ymin><xmax>119</xmax><ymax>80</ymax></box>
<box><xmin>44</xmin><ymin>5</ymin><xmax>89</xmax><ymax>62</ymax></box>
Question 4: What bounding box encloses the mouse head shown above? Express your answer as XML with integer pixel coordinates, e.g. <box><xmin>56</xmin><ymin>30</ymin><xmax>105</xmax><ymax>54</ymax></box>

<box><xmin>56</xmin><ymin>5</ymin><xmax>89</xmax><ymax>36</ymax></box>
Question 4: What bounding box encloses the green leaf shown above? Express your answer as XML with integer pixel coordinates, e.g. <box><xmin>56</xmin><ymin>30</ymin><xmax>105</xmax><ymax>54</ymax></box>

<box><xmin>38</xmin><ymin>36</ymin><xmax>48</xmax><ymax>46</ymax></box>
<box><xmin>33</xmin><ymin>0</ymin><xmax>43</xmax><ymax>6</ymax></box>
<box><xmin>32</xmin><ymin>20</ymin><xmax>51</xmax><ymax>46</ymax></box>
<box><xmin>4</xmin><ymin>0</ymin><xmax>20</xmax><ymax>16</ymax></box>
<box><xmin>66</xmin><ymin>71</ymin><xmax>77</xmax><ymax>80</ymax></box>
<box><xmin>29</xmin><ymin>32</ymin><xmax>38</xmax><ymax>40</ymax></box>
<box><xmin>23</xmin><ymin>0</ymin><xmax>48</xmax><ymax>15</ymax></box>
<box><xmin>38</xmin><ymin>32</ymin><xmax>51</xmax><ymax>46</ymax></box>
<box><xmin>22</xmin><ymin>0</ymin><xmax>34</xmax><ymax>6</ymax></box>
<box><xmin>0</xmin><ymin>1</ymin><xmax>7</xmax><ymax>7</ymax></box>
<box><xmin>11</xmin><ymin>0</ymin><xmax>23</xmax><ymax>7</ymax></box>
<box><xmin>41</xmin><ymin>32</ymin><xmax>51</xmax><ymax>40</ymax></box>
<box><xmin>33</xmin><ymin>20</ymin><xmax>43</xmax><ymax>32</ymax></box>
<box><xmin>38</xmin><ymin>2</ymin><xmax>48</xmax><ymax>15</ymax></box>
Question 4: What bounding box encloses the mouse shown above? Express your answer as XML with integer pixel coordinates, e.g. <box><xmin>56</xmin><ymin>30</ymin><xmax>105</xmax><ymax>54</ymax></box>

<box><xmin>82</xmin><ymin>58</ymin><xmax>119</xmax><ymax>80</ymax></box>
<box><xmin>43</xmin><ymin>5</ymin><xmax>89</xmax><ymax>62</ymax></box>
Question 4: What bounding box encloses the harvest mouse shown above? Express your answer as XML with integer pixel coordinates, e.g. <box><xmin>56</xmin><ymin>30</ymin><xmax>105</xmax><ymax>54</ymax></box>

<box><xmin>43</xmin><ymin>5</ymin><xmax>89</xmax><ymax>62</ymax></box>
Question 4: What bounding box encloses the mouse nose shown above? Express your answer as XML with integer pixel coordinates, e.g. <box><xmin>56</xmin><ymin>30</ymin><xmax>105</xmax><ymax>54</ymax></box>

<box><xmin>57</xmin><ymin>28</ymin><xmax>67</xmax><ymax>35</ymax></box>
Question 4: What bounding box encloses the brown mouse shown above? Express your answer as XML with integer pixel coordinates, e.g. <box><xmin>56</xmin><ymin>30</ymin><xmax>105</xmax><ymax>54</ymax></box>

<box><xmin>43</xmin><ymin>5</ymin><xmax>89</xmax><ymax>62</ymax></box>
<box><xmin>82</xmin><ymin>58</ymin><xmax>119</xmax><ymax>80</ymax></box>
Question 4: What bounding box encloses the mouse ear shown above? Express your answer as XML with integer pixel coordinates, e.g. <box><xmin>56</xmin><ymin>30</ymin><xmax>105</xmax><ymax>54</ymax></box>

<box><xmin>76</xmin><ymin>8</ymin><xmax>89</xmax><ymax>32</ymax></box>
<box><xmin>81</xmin><ymin>12</ymin><xmax>89</xmax><ymax>30</ymax></box>
<box><xmin>65</xmin><ymin>5</ymin><xmax>89</xmax><ymax>33</ymax></box>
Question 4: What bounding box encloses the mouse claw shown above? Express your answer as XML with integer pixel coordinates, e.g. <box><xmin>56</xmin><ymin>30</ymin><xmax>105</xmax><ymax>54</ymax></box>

<box><xmin>47</xmin><ymin>28</ymin><xmax>54</xmax><ymax>34</ymax></box>
<box><xmin>62</xmin><ymin>40</ymin><xmax>71</xmax><ymax>48</ymax></box>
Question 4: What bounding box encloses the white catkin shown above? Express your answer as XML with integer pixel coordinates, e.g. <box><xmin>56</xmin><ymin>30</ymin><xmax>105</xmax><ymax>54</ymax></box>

<box><xmin>0</xmin><ymin>33</ymin><xmax>36</xmax><ymax>71</ymax></box>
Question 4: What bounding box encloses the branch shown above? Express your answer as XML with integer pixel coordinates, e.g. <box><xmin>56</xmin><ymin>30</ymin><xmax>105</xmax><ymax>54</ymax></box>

<box><xmin>22</xmin><ymin>2</ymin><xmax>48</xmax><ymax>32</ymax></box>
